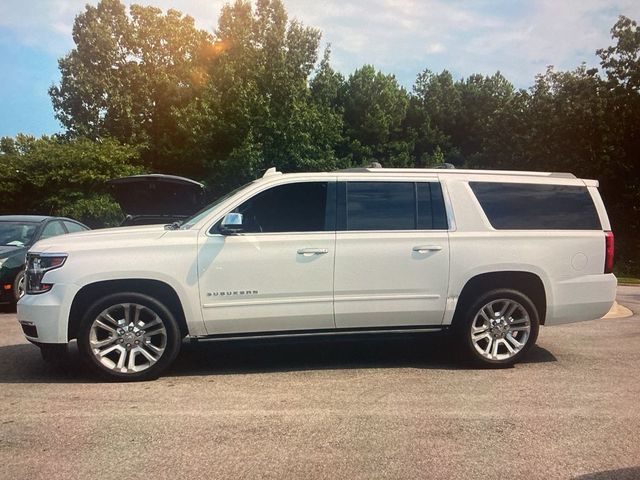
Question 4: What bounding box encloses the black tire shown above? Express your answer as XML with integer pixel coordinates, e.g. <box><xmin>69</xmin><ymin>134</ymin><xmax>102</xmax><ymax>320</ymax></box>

<box><xmin>77</xmin><ymin>292</ymin><xmax>181</xmax><ymax>382</ymax></box>
<box><xmin>13</xmin><ymin>270</ymin><xmax>25</xmax><ymax>302</ymax></box>
<box><xmin>455</xmin><ymin>288</ymin><xmax>540</xmax><ymax>367</ymax></box>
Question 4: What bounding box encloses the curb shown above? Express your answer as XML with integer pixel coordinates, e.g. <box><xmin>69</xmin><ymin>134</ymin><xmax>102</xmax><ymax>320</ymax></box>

<box><xmin>603</xmin><ymin>301</ymin><xmax>634</xmax><ymax>319</ymax></box>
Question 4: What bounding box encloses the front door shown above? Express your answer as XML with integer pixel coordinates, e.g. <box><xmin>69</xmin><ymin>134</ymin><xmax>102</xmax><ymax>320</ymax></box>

<box><xmin>197</xmin><ymin>180</ymin><xmax>336</xmax><ymax>335</ymax></box>
<box><xmin>334</xmin><ymin>180</ymin><xmax>450</xmax><ymax>328</ymax></box>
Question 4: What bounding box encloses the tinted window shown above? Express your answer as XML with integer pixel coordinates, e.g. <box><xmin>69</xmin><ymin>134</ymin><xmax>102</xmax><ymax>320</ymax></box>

<box><xmin>224</xmin><ymin>182</ymin><xmax>331</xmax><ymax>233</ymax></box>
<box><xmin>417</xmin><ymin>182</ymin><xmax>448</xmax><ymax>230</ymax></box>
<box><xmin>347</xmin><ymin>182</ymin><xmax>415</xmax><ymax>231</ymax></box>
<box><xmin>64</xmin><ymin>221</ymin><xmax>87</xmax><ymax>233</ymax></box>
<box><xmin>40</xmin><ymin>221</ymin><xmax>66</xmax><ymax>239</ymax></box>
<box><xmin>344</xmin><ymin>181</ymin><xmax>448</xmax><ymax>231</ymax></box>
<box><xmin>470</xmin><ymin>182</ymin><xmax>601</xmax><ymax>230</ymax></box>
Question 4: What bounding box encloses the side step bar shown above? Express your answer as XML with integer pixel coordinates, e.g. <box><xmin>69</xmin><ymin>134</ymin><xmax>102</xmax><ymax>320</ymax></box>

<box><xmin>190</xmin><ymin>325</ymin><xmax>446</xmax><ymax>343</ymax></box>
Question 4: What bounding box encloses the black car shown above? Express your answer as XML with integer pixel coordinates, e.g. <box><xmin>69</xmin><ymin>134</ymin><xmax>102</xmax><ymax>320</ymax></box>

<box><xmin>0</xmin><ymin>215</ymin><xmax>89</xmax><ymax>304</ymax></box>
<box><xmin>108</xmin><ymin>174</ymin><xmax>206</xmax><ymax>226</ymax></box>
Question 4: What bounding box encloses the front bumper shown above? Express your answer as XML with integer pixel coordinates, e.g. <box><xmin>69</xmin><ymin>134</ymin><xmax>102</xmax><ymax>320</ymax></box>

<box><xmin>17</xmin><ymin>283</ymin><xmax>79</xmax><ymax>344</ymax></box>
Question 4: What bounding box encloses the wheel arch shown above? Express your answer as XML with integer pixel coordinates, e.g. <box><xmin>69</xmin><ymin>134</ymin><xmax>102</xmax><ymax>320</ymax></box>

<box><xmin>451</xmin><ymin>271</ymin><xmax>547</xmax><ymax>329</ymax></box>
<box><xmin>68</xmin><ymin>279</ymin><xmax>189</xmax><ymax>341</ymax></box>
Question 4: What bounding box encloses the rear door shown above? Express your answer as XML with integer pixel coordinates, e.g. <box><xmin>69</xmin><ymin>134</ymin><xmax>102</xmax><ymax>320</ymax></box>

<box><xmin>334</xmin><ymin>179</ymin><xmax>450</xmax><ymax>328</ymax></box>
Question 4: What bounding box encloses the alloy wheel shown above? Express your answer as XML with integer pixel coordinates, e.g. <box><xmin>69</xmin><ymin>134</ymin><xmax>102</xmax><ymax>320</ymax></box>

<box><xmin>16</xmin><ymin>274</ymin><xmax>25</xmax><ymax>300</ymax></box>
<box><xmin>470</xmin><ymin>298</ymin><xmax>531</xmax><ymax>361</ymax></box>
<box><xmin>89</xmin><ymin>303</ymin><xmax>167</xmax><ymax>374</ymax></box>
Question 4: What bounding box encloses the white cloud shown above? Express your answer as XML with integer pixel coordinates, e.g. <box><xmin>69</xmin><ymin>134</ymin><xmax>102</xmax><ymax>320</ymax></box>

<box><xmin>1</xmin><ymin>0</ymin><xmax>639</xmax><ymax>87</ymax></box>
<box><xmin>426</xmin><ymin>43</ymin><xmax>444</xmax><ymax>54</ymax></box>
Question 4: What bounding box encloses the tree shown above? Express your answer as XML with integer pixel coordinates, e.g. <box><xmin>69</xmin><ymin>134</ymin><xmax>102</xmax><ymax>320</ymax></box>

<box><xmin>407</xmin><ymin>70</ymin><xmax>460</xmax><ymax>166</ymax></box>
<box><xmin>597</xmin><ymin>16</ymin><xmax>640</xmax><ymax>272</ymax></box>
<box><xmin>49</xmin><ymin>0</ymin><xmax>212</xmax><ymax>174</ymax></box>
<box><xmin>339</xmin><ymin>65</ymin><xmax>410</xmax><ymax>167</ymax></box>
<box><xmin>176</xmin><ymin>0</ymin><xmax>343</xmax><ymax>195</ymax></box>
<box><xmin>0</xmin><ymin>135</ymin><xmax>142</xmax><ymax>226</ymax></box>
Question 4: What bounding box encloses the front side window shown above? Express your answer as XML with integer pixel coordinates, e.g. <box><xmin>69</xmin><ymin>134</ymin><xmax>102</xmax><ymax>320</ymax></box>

<box><xmin>470</xmin><ymin>182</ymin><xmax>601</xmax><ymax>230</ymax></box>
<box><xmin>219</xmin><ymin>182</ymin><xmax>332</xmax><ymax>233</ymax></box>
<box><xmin>344</xmin><ymin>181</ymin><xmax>448</xmax><ymax>231</ymax></box>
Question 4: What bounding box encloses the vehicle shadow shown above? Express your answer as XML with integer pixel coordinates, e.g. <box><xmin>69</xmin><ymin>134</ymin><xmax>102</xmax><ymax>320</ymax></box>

<box><xmin>572</xmin><ymin>467</ymin><xmax>640</xmax><ymax>479</ymax></box>
<box><xmin>0</xmin><ymin>333</ymin><xmax>557</xmax><ymax>384</ymax></box>
<box><xmin>0</xmin><ymin>303</ymin><xmax>16</xmax><ymax>314</ymax></box>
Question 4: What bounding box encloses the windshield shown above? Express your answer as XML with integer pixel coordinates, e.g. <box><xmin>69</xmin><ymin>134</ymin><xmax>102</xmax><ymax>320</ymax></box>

<box><xmin>0</xmin><ymin>222</ymin><xmax>39</xmax><ymax>247</ymax></box>
<box><xmin>180</xmin><ymin>181</ymin><xmax>256</xmax><ymax>229</ymax></box>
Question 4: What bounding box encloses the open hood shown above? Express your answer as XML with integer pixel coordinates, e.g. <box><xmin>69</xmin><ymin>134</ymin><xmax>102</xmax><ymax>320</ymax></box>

<box><xmin>108</xmin><ymin>174</ymin><xmax>206</xmax><ymax>218</ymax></box>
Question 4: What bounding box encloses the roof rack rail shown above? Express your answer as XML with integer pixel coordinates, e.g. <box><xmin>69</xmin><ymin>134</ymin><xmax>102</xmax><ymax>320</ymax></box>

<box><xmin>339</xmin><ymin>162</ymin><xmax>383</xmax><ymax>173</ymax></box>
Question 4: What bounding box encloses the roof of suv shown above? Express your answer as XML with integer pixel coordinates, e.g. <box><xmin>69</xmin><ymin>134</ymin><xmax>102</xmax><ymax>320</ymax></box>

<box><xmin>258</xmin><ymin>167</ymin><xmax>598</xmax><ymax>187</ymax></box>
<box><xmin>336</xmin><ymin>167</ymin><xmax>577</xmax><ymax>179</ymax></box>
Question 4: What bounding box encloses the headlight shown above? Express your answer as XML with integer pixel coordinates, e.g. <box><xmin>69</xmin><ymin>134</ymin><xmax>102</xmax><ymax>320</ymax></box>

<box><xmin>0</xmin><ymin>258</ymin><xmax>6</xmax><ymax>269</ymax></box>
<box><xmin>25</xmin><ymin>253</ymin><xmax>68</xmax><ymax>295</ymax></box>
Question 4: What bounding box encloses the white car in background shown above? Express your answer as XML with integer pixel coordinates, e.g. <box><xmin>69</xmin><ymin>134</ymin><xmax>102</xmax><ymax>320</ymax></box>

<box><xmin>17</xmin><ymin>167</ymin><xmax>617</xmax><ymax>381</ymax></box>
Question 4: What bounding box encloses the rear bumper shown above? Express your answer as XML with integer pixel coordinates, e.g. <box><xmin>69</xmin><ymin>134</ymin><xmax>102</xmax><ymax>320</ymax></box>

<box><xmin>16</xmin><ymin>283</ymin><xmax>79</xmax><ymax>344</ymax></box>
<box><xmin>546</xmin><ymin>273</ymin><xmax>617</xmax><ymax>325</ymax></box>
<box><xmin>0</xmin><ymin>272</ymin><xmax>16</xmax><ymax>304</ymax></box>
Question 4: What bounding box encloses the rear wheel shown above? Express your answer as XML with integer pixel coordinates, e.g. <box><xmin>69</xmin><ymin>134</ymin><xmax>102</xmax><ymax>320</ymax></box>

<box><xmin>457</xmin><ymin>289</ymin><xmax>539</xmax><ymax>367</ymax></box>
<box><xmin>77</xmin><ymin>293</ymin><xmax>181</xmax><ymax>381</ymax></box>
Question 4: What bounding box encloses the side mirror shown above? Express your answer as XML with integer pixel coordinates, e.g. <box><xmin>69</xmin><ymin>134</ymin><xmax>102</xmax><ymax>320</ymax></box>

<box><xmin>220</xmin><ymin>213</ymin><xmax>244</xmax><ymax>235</ymax></box>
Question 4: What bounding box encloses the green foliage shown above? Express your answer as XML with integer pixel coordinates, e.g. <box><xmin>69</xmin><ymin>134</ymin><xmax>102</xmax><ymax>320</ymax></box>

<box><xmin>174</xmin><ymin>0</ymin><xmax>342</xmax><ymax>195</ymax></box>
<box><xmin>0</xmin><ymin>135</ymin><xmax>142</xmax><ymax>226</ymax></box>
<box><xmin>339</xmin><ymin>65</ymin><xmax>410</xmax><ymax>167</ymax></box>
<box><xmin>49</xmin><ymin>0</ymin><xmax>213</xmax><ymax>175</ymax></box>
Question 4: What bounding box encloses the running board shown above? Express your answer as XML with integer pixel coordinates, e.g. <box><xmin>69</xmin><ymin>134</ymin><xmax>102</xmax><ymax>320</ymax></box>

<box><xmin>190</xmin><ymin>325</ymin><xmax>445</xmax><ymax>342</ymax></box>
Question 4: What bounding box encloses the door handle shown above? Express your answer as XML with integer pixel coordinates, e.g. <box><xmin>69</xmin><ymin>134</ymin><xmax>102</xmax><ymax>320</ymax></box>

<box><xmin>413</xmin><ymin>245</ymin><xmax>443</xmax><ymax>253</ymax></box>
<box><xmin>297</xmin><ymin>248</ymin><xmax>329</xmax><ymax>256</ymax></box>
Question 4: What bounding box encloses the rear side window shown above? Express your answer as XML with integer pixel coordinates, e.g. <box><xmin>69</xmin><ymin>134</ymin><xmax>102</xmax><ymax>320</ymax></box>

<box><xmin>470</xmin><ymin>182</ymin><xmax>601</xmax><ymax>230</ymax></box>
<box><xmin>40</xmin><ymin>221</ymin><xmax>66</xmax><ymax>239</ymax></box>
<box><xmin>344</xmin><ymin>181</ymin><xmax>448</xmax><ymax>231</ymax></box>
<box><xmin>64</xmin><ymin>221</ymin><xmax>87</xmax><ymax>233</ymax></box>
<box><xmin>347</xmin><ymin>182</ymin><xmax>414</xmax><ymax>230</ymax></box>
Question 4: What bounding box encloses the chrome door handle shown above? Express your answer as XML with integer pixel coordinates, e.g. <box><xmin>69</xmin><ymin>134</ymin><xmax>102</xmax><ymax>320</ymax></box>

<box><xmin>413</xmin><ymin>245</ymin><xmax>443</xmax><ymax>253</ymax></box>
<box><xmin>297</xmin><ymin>248</ymin><xmax>329</xmax><ymax>255</ymax></box>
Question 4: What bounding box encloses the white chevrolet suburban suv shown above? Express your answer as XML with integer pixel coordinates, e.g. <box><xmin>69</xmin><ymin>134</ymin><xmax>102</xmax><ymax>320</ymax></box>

<box><xmin>17</xmin><ymin>167</ymin><xmax>617</xmax><ymax>381</ymax></box>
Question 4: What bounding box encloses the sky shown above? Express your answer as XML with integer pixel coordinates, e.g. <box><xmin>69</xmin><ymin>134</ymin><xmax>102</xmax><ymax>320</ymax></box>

<box><xmin>0</xmin><ymin>0</ymin><xmax>639</xmax><ymax>138</ymax></box>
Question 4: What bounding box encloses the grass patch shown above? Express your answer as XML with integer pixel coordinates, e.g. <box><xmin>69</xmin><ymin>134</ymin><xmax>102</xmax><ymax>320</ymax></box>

<box><xmin>617</xmin><ymin>276</ymin><xmax>640</xmax><ymax>285</ymax></box>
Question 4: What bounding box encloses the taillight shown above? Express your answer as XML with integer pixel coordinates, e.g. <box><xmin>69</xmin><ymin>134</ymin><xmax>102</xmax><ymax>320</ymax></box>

<box><xmin>604</xmin><ymin>231</ymin><xmax>614</xmax><ymax>274</ymax></box>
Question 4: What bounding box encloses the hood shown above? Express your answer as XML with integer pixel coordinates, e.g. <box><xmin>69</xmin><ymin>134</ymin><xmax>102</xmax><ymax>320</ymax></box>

<box><xmin>0</xmin><ymin>245</ymin><xmax>27</xmax><ymax>259</ymax></box>
<box><xmin>108</xmin><ymin>174</ymin><xmax>206</xmax><ymax>218</ymax></box>
<box><xmin>31</xmin><ymin>224</ymin><xmax>168</xmax><ymax>253</ymax></box>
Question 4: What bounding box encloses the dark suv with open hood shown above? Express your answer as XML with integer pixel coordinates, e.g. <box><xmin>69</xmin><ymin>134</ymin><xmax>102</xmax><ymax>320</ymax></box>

<box><xmin>108</xmin><ymin>174</ymin><xmax>206</xmax><ymax>226</ymax></box>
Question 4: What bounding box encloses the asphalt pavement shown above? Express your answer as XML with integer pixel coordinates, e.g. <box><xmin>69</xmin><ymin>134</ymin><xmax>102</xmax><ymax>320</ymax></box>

<box><xmin>1</xmin><ymin>287</ymin><xmax>639</xmax><ymax>479</ymax></box>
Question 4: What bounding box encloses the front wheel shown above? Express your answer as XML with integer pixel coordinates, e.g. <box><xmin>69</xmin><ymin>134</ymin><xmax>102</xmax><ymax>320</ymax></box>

<box><xmin>457</xmin><ymin>289</ymin><xmax>540</xmax><ymax>367</ymax></box>
<box><xmin>13</xmin><ymin>271</ymin><xmax>25</xmax><ymax>302</ymax></box>
<box><xmin>77</xmin><ymin>293</ymin><xmax>181</xmax><ymax>381</ymax></box>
